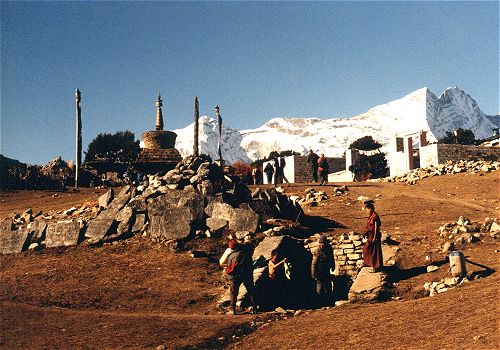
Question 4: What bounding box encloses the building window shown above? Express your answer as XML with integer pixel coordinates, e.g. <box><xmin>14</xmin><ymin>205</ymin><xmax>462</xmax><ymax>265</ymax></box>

<box><xmin>396</xmin><ymin>138</ymin><xmax>404</xmax><ymax>152</ymax></box>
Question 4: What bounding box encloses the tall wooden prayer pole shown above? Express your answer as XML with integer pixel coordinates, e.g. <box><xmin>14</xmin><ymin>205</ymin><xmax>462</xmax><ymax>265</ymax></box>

<box><xmin>193</xmin><ymin>97</ymin><xmax>199</xmax><ymax>157</ymax></box>
<box><xmin>215</xmin><ymin>105</ymin><xmax>223</xmax><ymax>165</ymax></box>
<box><xmin>75</xmin><ymin>89</ymin><xmax>82</xmax><ymax>190</ymax></box>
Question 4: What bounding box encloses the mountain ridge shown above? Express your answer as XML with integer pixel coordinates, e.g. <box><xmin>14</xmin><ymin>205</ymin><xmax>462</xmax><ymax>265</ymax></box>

<box><xmin>173</xmin><ymin>87</ymin><xmax>497</xmax><ymax>163</ymax></box>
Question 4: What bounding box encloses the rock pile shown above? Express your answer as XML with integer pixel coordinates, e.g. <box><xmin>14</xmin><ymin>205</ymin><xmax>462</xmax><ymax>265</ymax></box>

<box><xmin>332</xmin><ymin>185</ymin><xmax>349</xmax><ymax>196</ymax></box>
<box><xmin>0</xmin><ymin>203</ymin><xmax>100</xmax><ymax>254</ymax></box>
<box><xmin>0</xmin><ymin>156</ymin><xmax>304</xmax><ymax>255</ymax></box>
<box><xmin>424</xmin><ymin>277</ymin><xmax>469</xmax><ymax>297</ymax></box>
<box><xmin>291</xmin><ymin>186</ymin><xmax>350</xmax><ymax>208</ymax></box>
<box><xmin>292</xmin><ymin>188</ymin><xmax>328</xmax><ymax>207</ymax></box>
<box><xmin>383</xmin><ymin>160</ymin><xmax>500</xmax><ymax>185</ymax></box>
<box><xmin>438</xmin><ymin>216</ymin><xmax>500</xmax><ymax>245</ymax></box>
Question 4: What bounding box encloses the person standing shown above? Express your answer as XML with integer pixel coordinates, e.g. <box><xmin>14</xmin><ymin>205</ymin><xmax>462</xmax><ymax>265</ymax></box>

<box><xmin>224</xmin><ymin>241</ymin><xmax>257</xmax><ymax>315</ymax></box>
<box><xmin>251</xmin><ymin>166</ymin><xmax>259</xmax><ymax>185</ymax></box>
<box><xmin>306</xmin><ymin>150</ymin><xmax>319</xmax><ymax>182</ymax></box>
<box><xmin>264</xmin><ymin>162</ymin><xmax>274</xmax><ymax>184</ymax></box>
<box><xmin>273</xmin><ymin>158</ymin><xmax>282</xmax><ymax>185</ymax></box>
<box><xmin>279</xmin><ymin>157</ymin><xmax>289</xmax><ymax>185</ymax></box>
<box><xmin>362</xmin><ymin>202</ymin><xmax>383</xmax><ymax>272</ymax></box>
<box><xmin>266</xmin><ymin>249</ymin><xmax>288</xmax><ymax>309</ymax></box>
<box><xmin>317</xmin><ymin>153</ymin><xmax>330</xmax><ymax>185</ymax></box>
<box><xmin>311</xmin><ymin>235</ymin><xmax>335</xmax><ymax>306</ymax></box>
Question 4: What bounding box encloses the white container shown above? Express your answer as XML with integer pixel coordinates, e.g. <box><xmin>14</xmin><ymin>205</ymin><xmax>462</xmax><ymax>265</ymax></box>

<box><xmin>449</xmin><ymin>251</ymin><xmax>467</xmax><ymax>278</ymax></box>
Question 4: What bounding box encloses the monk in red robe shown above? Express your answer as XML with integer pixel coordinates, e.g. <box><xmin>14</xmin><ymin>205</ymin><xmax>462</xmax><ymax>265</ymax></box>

<box><xmin>362</xmin><ymin>202</ymin><xmax>383</xmax><ymax>272</ymax></box>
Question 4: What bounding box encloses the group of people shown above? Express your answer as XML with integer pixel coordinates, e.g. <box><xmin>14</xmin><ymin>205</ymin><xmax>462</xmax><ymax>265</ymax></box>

<box><xmin>262</xmin><ymin>157</ymin><xmax>289</xmax><ymax>186</ymax></box>
<box><xmin>307</xmin><ymin>149</ymin><xmax>330</xmax><ymax>185</ymax></box>
<box><xmin>219</xmin><ymin>202</ymin><xmax>383</xmax><ymax>315</ymax></box>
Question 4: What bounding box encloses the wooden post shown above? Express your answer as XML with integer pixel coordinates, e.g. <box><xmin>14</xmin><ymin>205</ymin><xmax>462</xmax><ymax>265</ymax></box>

<box><xmin>194</xmin><ymin>97</ymin><xmax>199</xmax><ymax>157</ymax></box>
<box><xmin>75</xmin><ymin>89</ymin><xmax>82</xmax><ymax>190</ymax></box>
<box><xmin>215</xmin><ymin>105</ymin><xmax>223</xmax><ymax>165</ymax></box>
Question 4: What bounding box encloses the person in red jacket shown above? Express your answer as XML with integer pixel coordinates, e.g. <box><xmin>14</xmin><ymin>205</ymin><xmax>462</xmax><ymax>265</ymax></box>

<box><xmin>224</xmin><ymin>241</ymin><xmax>257</xmax><ymax>315</ymax></box>
<box><xmin>362</xmin><ymin>202</ymin><xmax>383</xmax><ymax>272</ymax></box>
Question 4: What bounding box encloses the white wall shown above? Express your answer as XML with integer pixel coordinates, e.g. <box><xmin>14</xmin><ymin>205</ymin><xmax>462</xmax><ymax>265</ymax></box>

<box><xmin>262</xmin><ymin>155</ymin><xmax>295</xmax><ymax>184</ymax></box>
<box><xmin>389</xmin><ymin>137</ymin><xmax>408</xmax><ymax>177</ymax></box>
<box><xmin>420</xmin><ymin>143</ymin><xmax>439</xmax><ymax>168</ymax></box>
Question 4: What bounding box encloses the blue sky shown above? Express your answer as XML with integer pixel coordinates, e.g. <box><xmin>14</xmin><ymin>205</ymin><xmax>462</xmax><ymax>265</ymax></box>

<box><xmin>1</xmin><ymin>1</ymin><xmax>498</xmax><ymax>165</ymax></box>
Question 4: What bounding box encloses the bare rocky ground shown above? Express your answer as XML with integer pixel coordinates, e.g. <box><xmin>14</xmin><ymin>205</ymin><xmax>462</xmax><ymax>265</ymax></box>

<box><xmin>0</xmin><ymin>171</ymin><xmax>499</xmax><ymax>349</ymax></box>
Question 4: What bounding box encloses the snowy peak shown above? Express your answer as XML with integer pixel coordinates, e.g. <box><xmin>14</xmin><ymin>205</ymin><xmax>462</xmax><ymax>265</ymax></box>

<box><xmin>174</xmin><ymin>116</ymin><xmax>251</xmax><ymax>164</ymax></box>
<box><xmin>173</xmin><ymin>87</ymin><xmax>496</xmax><ymax>163</ymax></box>
<box><xmin>427</xmin><ymin>87</ymin><xmax>493</xmax><ymax>140</ymax></box>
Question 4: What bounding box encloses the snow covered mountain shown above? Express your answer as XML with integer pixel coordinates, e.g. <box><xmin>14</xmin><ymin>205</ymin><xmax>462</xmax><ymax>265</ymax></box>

<box><xmin>174</xmin><ymin>87</ymin><xmax>497</xmax><ymax>163</ymax></box>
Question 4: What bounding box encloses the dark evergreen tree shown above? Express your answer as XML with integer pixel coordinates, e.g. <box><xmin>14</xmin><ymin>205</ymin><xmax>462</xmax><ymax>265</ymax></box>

<box><xmin>84</xmin><ymin>131</ymin><xmax>140</xmax><ymax>163</ymax></box>
<box><xmin>348</xmin><ymin>136</ymin><xmax>388</xmax><ymax>180</ymax></box>
<box><xmin>439</xmin><ymin>128</ymin><xmax>476</xmax><ymax>145</ymax></box>
<box><xmin>348</xmin><ymin>136</ymin><xmax>383</xmax><ymax>151</ymax></box>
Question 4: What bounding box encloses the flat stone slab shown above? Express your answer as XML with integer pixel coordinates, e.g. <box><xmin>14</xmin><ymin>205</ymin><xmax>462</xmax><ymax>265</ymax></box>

<box><xmin>206</xmin><ymin>217</ymin><xmax>228</xmax><ymax>232</ymax></box>
<box><xmin>252</xmin><ymin>236</ymin><xmax>286</xmax><ymax>260</ymax></box>
<box><xmin>29</xmin><ymin>220</ymin><xmax>47</xmax><ymax>243</ymax></box>
<box><xmin>210</xmin><ymin>203</ymin><xmax>233</xmax><ymax>223</ymax></box>
<box><xmin>98</xmin><ymin>189</ymin><xmax>114</xmax><ymax>208</ymax></box>
<box><xmin>0</xmin><ymin>226</ymin><xmax>30</xmax><ymax>254</ymax></box>
<box><xmin>149</xmin><ymin>206</ymin><xmax>193</xmax><ymax>240</ymax></box>
<box><xmin>349</xmin><ymin>267</ymin><xmax>387</xmax><ymax>300</ymax></box>
<box><xmin>211</xmin><ymin>203</ymin><xmax>259</xmax><ymax>233</ymax></box>
<box><xmin>132</xmin><ymin>213</ymin><xmax>146</xmax><ymax>233</ymax></box>
<box><xmin>240</xmin><ymin>200</ymin><xmax>274</xmax><ymax>223</ymax></box>
<box><xmin>148</xmin><ymin>189</ymin><xmax>205</xmax><ymax>219</ymax></box>
<box><xmin>45</xmin><ymin>221</ymin><xmax>82</xmax><ymax>248</ymax></box>
<box><xmin>229</xmin><ymin>208</ymin><xmax>259</xmax><ymax>233</ymax></box>
<box><xmin>147</xmin><ymin>189</ymin><xmax>205</xmax><ymax>240</ymax></box>
<box><xmin>85</xmin><ymin>187</ymin><xmax>131</xmax><ymax>243</ymax></box>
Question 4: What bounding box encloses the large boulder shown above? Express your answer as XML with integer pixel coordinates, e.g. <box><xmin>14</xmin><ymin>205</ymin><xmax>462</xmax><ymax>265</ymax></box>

<box><xmin>253</xmin><ymin>189</ymin><xmax>303</xmax><ymax>221</ymax></box>
<box><xmin>229</xmin><ymin>208</ymin><xmax>259</xmax><ymax>233</ymax></box>
<box><xmin>348</xmin><ymin>267</ymin><xmax>387</xmax><ymax>301</ymax></box>
<box><xmin>211</xmin><ymin>202</ymin><xmax>259</xmax><ymax>233</ymax></box>
<box><xmin>149</xmin><ymin>206</ymin><xmax>194</xmax><ymax>240</ymax></box>
<box><xmin>0</xmin><ymin>220</ymin><xmax>31</xmax><ymax>254</ymax></box>
<box><xmin>85</xmin><ymin>186</ymin><xmax>132</xmax><ymax>243</ymax></box>
<box><xmin>252</xmin><ymin>235</ymin><xmax>313</xmax><ymax>310</ymax></box>
<box><xmin>253</xmin><ymin>236</ymin><xmax>287</xmax><ymax>260</ymax></box>
<box><xmin>240</xmin><ymin>200</ymin><xmax>275</xmax><ymax>223</ymax></box>
<box><xmin>45</xmin><ymin>221</ymin><xmax>82</xmax><ymax>248</ymax></box>
<box><xmin>147</xmin><ymin>189</ymin><xmax>206</xmax><ymax>240</ymax></box>
<box><xmin>206</xmin><ymin>217</ymin><xmax>228</xmax><ymax>233</ymax></box>
<box><xmin>210</xmin><ymin>202</ymin><xmax>233</xmax><ymax>223</ymax></box>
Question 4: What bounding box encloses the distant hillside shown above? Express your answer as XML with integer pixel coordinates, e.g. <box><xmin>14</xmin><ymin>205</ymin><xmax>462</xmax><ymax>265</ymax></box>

<box><xmin>0</xmin><ymin>154</ymin><xmax>28</xmax><ymax>189</ymax></box>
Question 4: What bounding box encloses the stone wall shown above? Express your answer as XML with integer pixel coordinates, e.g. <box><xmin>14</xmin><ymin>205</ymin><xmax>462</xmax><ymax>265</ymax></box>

<box><xmin>293</xmin><ymin>155</ymin><xmax>345</xmax><ymax>183</ymax></box>
<box><xmin>391</xmin><ymin>142</ymin><xmax>500</xmax><ymax>177</ymax></box>
<box><xmin>436</xmin><ymin>144</ymin><xmax>500</xmax><ymax>163</ymax></box>
<box><xmin>333</xmin><ymin>232</ymin><xmax>364</xmax><ymax>277</ymax></box>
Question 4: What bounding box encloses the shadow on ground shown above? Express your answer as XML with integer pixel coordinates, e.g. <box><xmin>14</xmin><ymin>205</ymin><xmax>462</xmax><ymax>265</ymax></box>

<box><xmin>300</xmin><ymin>214</ymin><xmax>346</xmax><ymax>235</ymax></box>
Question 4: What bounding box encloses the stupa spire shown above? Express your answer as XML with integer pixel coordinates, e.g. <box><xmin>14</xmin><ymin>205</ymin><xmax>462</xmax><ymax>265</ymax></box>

<box><xmin>155</xmin><ymin>92</ymin><xmax>164</xmax><ymax>131</ymax></box>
